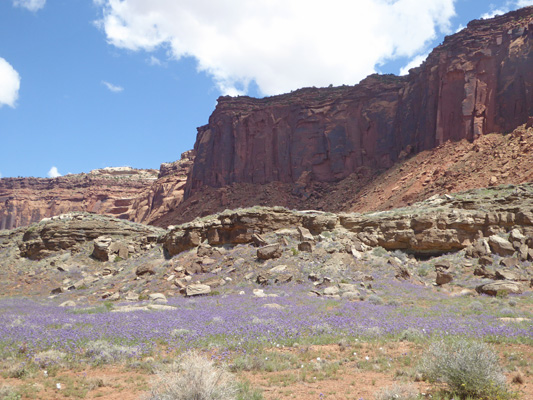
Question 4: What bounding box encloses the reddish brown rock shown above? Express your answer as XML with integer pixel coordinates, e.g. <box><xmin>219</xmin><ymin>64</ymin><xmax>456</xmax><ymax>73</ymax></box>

<box><xmin>0</xmin><ymin>168</ymin><xmax>158</xmax><ymax>230</ymax></box>
<box><xmin>185</xmin><ymin>8</ymin><xmax>533</xmax><ymax>197</ymax></box>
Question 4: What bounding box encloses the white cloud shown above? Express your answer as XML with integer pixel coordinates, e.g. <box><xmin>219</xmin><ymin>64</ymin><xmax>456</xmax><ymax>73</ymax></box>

<box><xmin>102</xmin><ymin>80</ymin><xmax>124</xmax><ymax>92</ymax></box>
<box><xmin>0</xmin><ymin>58</ymin><xmax>20</xmax><ymax>108</ymax></box>
<box><xmin>480</xmin><ymin>8</ymin><xmax>509</xmax><ymax>19</ymax></box>
<box><xmin>47</xmin><ymin>166</ymin><xmax>62</xmax><ymax>178</ymax></box>
<box><xmin>12</xmin><ymin>0</ymin><xmax>46</xmax><ymax>12</ymax></box>
<box><xmin>95</xmin><ymin>0</ymin><xmax>456</xmax><ymax>96</ymax></box>
<box><xmin>147</xmin><ymin>55</ymin><xmax>162</xmax><ymax>66</ymax></box>
<box><xmin>516</xmin><ymin>0</ymin><xmax>533</xmax><ymax>7</ymax></box>
<box><xmin>399</xmin><ymin>52</ymin><xmax>429</xmax><ymax>76</ymax></box>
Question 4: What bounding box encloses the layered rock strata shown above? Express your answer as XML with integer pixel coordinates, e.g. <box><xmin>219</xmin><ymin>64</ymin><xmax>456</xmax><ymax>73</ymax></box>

<box><xmin>186</xmin><ymin>7</ymin><xmax>533</xmax><ymax>195</ymax></box>
<box><xmin>164</xmin><ymin>183</ymin><xmax>533</xmax><ymax>257</ymax></box>
<box><xmin>0</xmin><ymin>167</ymin><xmax>158</xmax><ymax>230</ymax></box>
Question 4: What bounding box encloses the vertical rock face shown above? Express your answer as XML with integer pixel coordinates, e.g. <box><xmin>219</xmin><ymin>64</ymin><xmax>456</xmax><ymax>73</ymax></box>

<box><xmin>186</xmin><ymin>7</ymin><xmax>533</xmax><ymax>196</ymax></box>
<box><xmin>0</xmin><ymin>153</ymin><xmax>196</xmax><ymax>230</ymax></box>
<box><xmin>126</xmin><ymin>151</ymin><xmax>195</xmax><ymax>224</ymax></box>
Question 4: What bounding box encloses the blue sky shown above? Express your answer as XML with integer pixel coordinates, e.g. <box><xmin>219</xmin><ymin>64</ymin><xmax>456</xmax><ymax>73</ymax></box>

<box><xmin>0</xmin><ymin>0</ymin><xmax>532</xmax><ymax>178</ymax></box>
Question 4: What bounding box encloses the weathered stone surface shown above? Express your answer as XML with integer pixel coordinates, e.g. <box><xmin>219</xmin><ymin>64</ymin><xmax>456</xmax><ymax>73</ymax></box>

<box><xmin>257</xmin><ymin>244</ymin><xmax>282</xmax><ymax>260</ymax></box>
<box><xmin>186</xmin><ymin>284</ymin><xmax>211</xmax><ymax>296</ymax></box>
<box><xmin>436</xmin><ymin>271</ymin><xmax>453</xmax><ymax>285</ymax></box>
<box><xmin>478</xmin><ymin>255</ymin><xmax>494</xmax><ymax>266</ymax></box>
<box><xmin>324</xmin><ymin>286</ymin><xmax>340</xmax><ymax>296</ymax></box>
<box><xmin>298</xmin><ymin>241</ymin><xmax>314</xmax><ymax>252</ymax></box>
<box><xmin>148</xmin><ymin>293</ymin><xmax>167</xmax><ymax>303</ymax></box>
<box><xmin>18</xmin><ymin>213</ymin><xmax>163</xmax><ymax>260</ymax></box>
<box><xmin>0</xmin><ymin>168</ymin><xmax>159</xmax><ymax>230</ymax></box>
<box><xmin>251</xmin><ymin>233</ymin><xmax>268</xmax><ymax>247</ymax></box>
<box><xmin>91</xmin><ymin>236</ymin><xmax>112</xmax><ymax>261</ymax></box>
<box><xmin>500</xmin><ymin>257</ymin><xmax>519</xmax><ymax>268</ymax></box>
<box><xmin>489</xmin><ymin>235</ymin><xmax>516</xmax><ymax>256</ymax></box>
<box><xmin>185</xmin><ymin>8</ymin><xmax>533</xmax><ymax>200</ymax></box>
<box><xmin>495</xmin><ymin>269</ymin><xmax>520</xmax><ymax>281</ymax></box>
<box><xmin>297</xmin><ymin>226</ymin><xmax>314</xmax><ymax>242</ymax></box>
<box><xmin>136</xmin><ymin>262</ymin><xmax>157</xmax><ymax>276</ymax></box>
<box><xmin>476</xmin><ymin>281</ymin><xmax>523</xmax><ymax>296</ymax></box>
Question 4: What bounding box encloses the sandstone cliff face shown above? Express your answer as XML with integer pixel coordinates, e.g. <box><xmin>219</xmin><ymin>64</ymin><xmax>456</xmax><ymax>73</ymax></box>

<box><xmin>0</xmin><ymin>168</ymin><xmax>158</xmax><ymax>230</ymax></box>
<box><xmin>125</xmin><ymin>151</ymin><xmax>195</xmax><ymax>224</ymax></box>
<box><xmin>187</xmin><ymin>7</ymin><xmax>533</xmax><ymax>195</ymax></box>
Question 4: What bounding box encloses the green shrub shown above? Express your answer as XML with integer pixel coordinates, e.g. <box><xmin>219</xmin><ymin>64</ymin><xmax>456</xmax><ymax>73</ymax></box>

<box><xmin>418</xmin><ymin>338</ymin><xmax>512</xmax><ymax>399</ymax></box>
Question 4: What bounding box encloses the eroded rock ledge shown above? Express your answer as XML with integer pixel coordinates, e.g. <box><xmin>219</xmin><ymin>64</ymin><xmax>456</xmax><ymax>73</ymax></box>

<box><xmin>164</xmin><ymin>183</ymin><xmax>533</xmax><ymax>257</ymax></box>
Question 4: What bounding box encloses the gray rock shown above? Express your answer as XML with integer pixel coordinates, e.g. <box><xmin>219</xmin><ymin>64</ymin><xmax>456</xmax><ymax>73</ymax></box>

<box><xmin>488</xmin><ymin>235</ymin><xmax>515</xmax><ymax>256</ymax></box>
<box><xmin>298</xmin><ymin>241</ymin><xmax>314</xmax><ymax>252</ymax></box>
<box><xmin>186</xmin><ymin>284</ymin><xmax>211</xmax><ymax>296</ymax></box>
<box><xmin>323</xmin><ymin>286</ymin><xmax>340</xmax><ymax>296</ymax></box>
<box><xmin>252</xmin><ymin>233</ymin><xmax>268</xmax><ymax>247</ymax></box>
<box><xmin>59</xmin><ymin>300</ymin><xmax>76</xmax><ymax>307</ymax></box>
<box><xmin>148</xmin><ymin>293</ymin><xmax>167</xmax><ymax>303</ymax></box>
<box><xmin>476</xmin><ymin>281</ymin><xmax>523</xmax><ymax>296</ymax></box>
<box><xmin>297</xmin><ymin>226</ymin><xmax>314</xmax><ymax>242</ymax></box>
<box><xmin>91</xmin><ymin>236</ymin><xmax>112</xmax><ymax>261</ymax></box>
<box><xmin>257</xmin><ymin>244</ymin><xmax>282</xmax><ymax>260</ymax></box>
<box><xmin>136</xmin><ymin>262</ymin><xmax>157</xmax><ymax>276</ymax></box>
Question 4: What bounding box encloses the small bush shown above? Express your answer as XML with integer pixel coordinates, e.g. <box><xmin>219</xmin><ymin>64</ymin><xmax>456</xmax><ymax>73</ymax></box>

<box><xmin>368</xmin><ymin>294</ymin><xmax>384</xmax><ymax>305</ymax></box>
<box><xmin>399</xmin><ymin>327</ymin><xmax>425</xmax><ymax>342</ymax></box>
<box><xmin>0</xmin><ymin>386</ymin><xmax>21</xmax><ymax>400</ymax></box>
<box><xmin>84</xmin><ymin>340</ymin><xmax>138</xmax><ymax>365</ymax></box>
<box><xmin>374</xmin><ymin>383</ymin><xmax>418</xmax><ymax>400</ymax></box>
<box><xmin>418</xmin><ymin>338</ymin><xmax>511</xmax><ymax>399</ymax></box>
<box><xmin>147</xmin><ymin>351</ymin><xmax>236</xmax><ymax>400</ymax></box>
<box><xmin>500</xmin><ymin>307</ymin><xmax>515</xmax><ymax>316</ymax></box>
<box><xmin>469</xmin><ymin>300</ymin><xmax>483</xmax><ymax>312</ymax></box>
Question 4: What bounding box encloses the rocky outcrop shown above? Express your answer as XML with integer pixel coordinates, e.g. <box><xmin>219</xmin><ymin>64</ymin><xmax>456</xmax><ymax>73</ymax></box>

<box><xmin>186</xmin><ymin>7</ymin><xmax>533</xmax><ymax>196</ymax></box>
<box><xmin>125</xmin><ymin>151</ymin><xmax>195</xmax><ymax>225</ymax></box>
<box><xmin>0</xmin><ymin>168</ymin><xmax>158</xmax><ymax>230</ymax></box>
<box><xmin>0</xmin><ymin>153</ymin><xmax>195</xmax><ymax>230</ymax></box>
<box><xmin>19</xmin><ymin>213</ymin><xmax>164</xmax><ymax>260</ymax></box>
<box><xmin>164</xmin><ymin>183</ymin><xmax>533</xmax><ymax>257</ymax></box>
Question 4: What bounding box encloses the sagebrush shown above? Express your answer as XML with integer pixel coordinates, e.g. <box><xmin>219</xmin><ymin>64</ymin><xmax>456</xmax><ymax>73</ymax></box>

<box><xmin>418</xmin><ymin>338</ymin><xmax>511</xmax><ymax>399</ymax></box>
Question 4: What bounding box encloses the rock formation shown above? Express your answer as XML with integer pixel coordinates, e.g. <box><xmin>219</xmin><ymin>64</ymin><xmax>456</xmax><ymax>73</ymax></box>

<box><xmin>1</xmin><ymin>8</ymin><xmax>532</xmax><ymax>229</ymax></box>
<box><xmin>0</xmin><ymin>167</ymin><xmax>158</xmax><ymax>230</ymax></box>
<box><xmin>186</xmin><ymin>7</ymin><xmax>533</xmax><ymax>194</ymax></box>
<box><xmin>163</xmin><ymin>182</ymin><xmax>533</xmax><ymax>258</ymax></box>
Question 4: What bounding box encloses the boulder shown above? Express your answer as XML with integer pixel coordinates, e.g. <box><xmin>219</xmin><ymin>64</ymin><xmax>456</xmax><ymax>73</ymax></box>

<box><xmin>253</xmin><ymin>289</ymin><xmax>267</xmax><ymax>298</ymax></box>
<box><xmin>478</xmin><ymin>255</ymin><xmax>494</xmax><ymax>266</ymax></box>
<box><xmin>323</xmin><ymin>286</ymin><xmax>340</xmax><ymax>296</ymax></box>
<box><xmin>91</xmin><ymin>236</ymin><xmax>112</xmax><ymax>261</ymax></box>
<box><xmin>148</xmin><ymin>293</ymin><xmax>167</xmax><ymax>303</ymax></box>
<box><xmin>499</xmin><ymin>257</ymin><xmax>519</xmax><ymax>268</ymax></box>
<box><xmin>476</xmin><ymin>281</ymin><xmax>523</xmax><ymax>296</ymax></box>
<box><xmin>186</xmin><ymin>284</ymin><xmax>211</xmax><ymax>296</ymax></box>
<box><xmin>257</xmin><ymin>244</ymin><xmax>282</xmax><ymax>260</ymax></box>
<box><xmin>436</xmin><ymin>271</ymin><xmax>453</xmax><ymax>285</ymax></box>
<box><xmin>59</xmin><ymin>300</ymin><xmax>76</xmax><ymax>307</ymax></box>
<box><xmin>136</xmin><ymin>263</ymin><xmax>156</xmax><ymax>276</ymax></box>
<box><xmin>298</xmin><ymin>241</ymin><xmax>314</xmax><ymax>252</ymax></box>
<box><xmin>297</xmin><ymin>226</ymin><xmax>314</xmax><ymax>242</ymax></box>
<box><xmin>488</xmin><ymin>235</ymin><xmax>515</xmax><ymax>257</ymax></box>
<box><xmin>252</xmin><ymin>233</ymin><xmax>268</xmax><ymax>247</ymax></box>
<box><xmin>494</xmin><ymin>269</ymin><xmax>520</xmax><ymax>281</ymax></box>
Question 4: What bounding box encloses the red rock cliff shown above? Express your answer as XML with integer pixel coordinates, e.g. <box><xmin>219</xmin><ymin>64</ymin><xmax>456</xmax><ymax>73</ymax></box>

<box><xmin>186</xmin><ymin>7</ymin><xmax>533</xmax><ymax>196</ymax></box>
<box><xmin>0</xmin><ymin>168</ymin><xmax>158</xmax><ymax>230</ymax></box>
